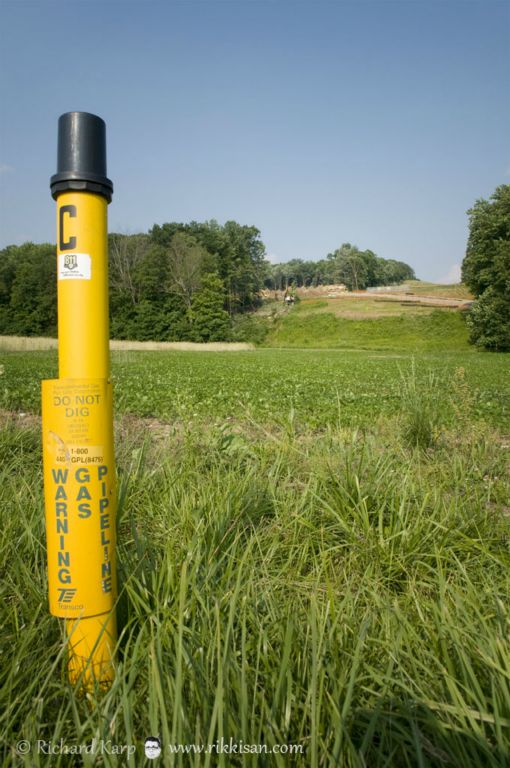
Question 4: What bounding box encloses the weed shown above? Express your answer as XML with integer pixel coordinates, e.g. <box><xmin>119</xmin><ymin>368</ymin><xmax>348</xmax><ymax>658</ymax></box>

<box><xmin>399</xmin><ymin>363</ymin><xmax>447</xmax><ymax>449</ymax></box>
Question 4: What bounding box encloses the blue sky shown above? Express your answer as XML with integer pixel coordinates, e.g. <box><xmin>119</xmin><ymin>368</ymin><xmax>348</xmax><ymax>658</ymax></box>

<box><xmin>0</xmin><ymin>0</ymin><xmax>508</xmax><ymax>281</ymax></box>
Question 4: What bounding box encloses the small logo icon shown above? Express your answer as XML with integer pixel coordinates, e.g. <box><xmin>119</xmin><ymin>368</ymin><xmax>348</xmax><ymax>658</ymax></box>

<box><xmin>64</xmin><ymin>254</ymin><xmax>78</xmax><ymax>270</ymax></box>
<box><xmin>144</xmin><ymin>737</ymin><xmax>162</xmax><ymax>760</ymax></box>
<box><xmin>57</xmin><ymin>588</ymin><xmax>77</xmax><ymax>603</ymax></box>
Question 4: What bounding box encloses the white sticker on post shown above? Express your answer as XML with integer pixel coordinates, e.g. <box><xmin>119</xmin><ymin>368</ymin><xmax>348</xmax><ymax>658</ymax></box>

<box><xmin>58</xmin><ymin>253</ymin><xmax>91</xmax><ymax>280</ymax></box>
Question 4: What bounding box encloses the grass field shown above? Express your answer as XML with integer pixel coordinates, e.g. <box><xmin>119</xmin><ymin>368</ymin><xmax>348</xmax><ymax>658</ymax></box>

<box><xmin>296</xmin><ymin>297</ymin><xmax>440</xmax><ymax>319</ymax></box>
<box><xmin>404</xmin><ymin>281</ymin><xmax>473</xmax><ymax>300</ymax></box>
<box><xmin>0</xmin><ymin>346</ymin><xmax>508</xmax><ymax>430</ymax></box>
<box><xmin>266</xmin><ymin>304</ymin><xmax>471</xmax><ymax>352</ymax></box>
<box><xmin>1</xmin><ymin>315</ymin><xmax>510</xmax><ymax>766</ymax></box>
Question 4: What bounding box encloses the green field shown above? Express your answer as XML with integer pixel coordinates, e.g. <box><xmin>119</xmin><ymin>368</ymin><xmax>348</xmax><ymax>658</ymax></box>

<box><xmin>1</xmin><ymin>330</ymin><xmax>510</xmax><ymax>766</ymax></box>
<box><xmin>1</xmin><ymin>344</ymin><xmax>508</xmax><ymax>430</ymax></box>
<box><xmin>266</xmin><ymin>304</ymin><xmax>471</xmax><ymax>352</ymax></box>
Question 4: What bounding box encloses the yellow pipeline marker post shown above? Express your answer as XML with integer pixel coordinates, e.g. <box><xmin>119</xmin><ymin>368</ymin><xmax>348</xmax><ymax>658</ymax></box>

<box><xmin>43</xmin><ymin>112</ymin><xmax>116</xmax><ymax>687</ymax></box>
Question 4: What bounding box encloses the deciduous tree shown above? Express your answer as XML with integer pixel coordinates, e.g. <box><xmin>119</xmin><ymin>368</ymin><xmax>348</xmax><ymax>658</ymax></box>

<box><xmin>462</xmin><ymin>185</ymin><xmax>510</xmax><ymax>351</ymax></box>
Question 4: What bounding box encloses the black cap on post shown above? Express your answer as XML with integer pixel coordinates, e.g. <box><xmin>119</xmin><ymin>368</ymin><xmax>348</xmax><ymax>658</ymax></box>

<box><xmin>50</xmin><ymin>112</ymin><xmax>113</xmax><ymax>202</ymax></box>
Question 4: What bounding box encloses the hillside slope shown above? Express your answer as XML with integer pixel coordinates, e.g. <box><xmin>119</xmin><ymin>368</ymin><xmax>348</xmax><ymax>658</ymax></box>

<box><xmin>264</xmin><ymin>294</ymin><xmax>470</xmax><ymax>352</ymax></box>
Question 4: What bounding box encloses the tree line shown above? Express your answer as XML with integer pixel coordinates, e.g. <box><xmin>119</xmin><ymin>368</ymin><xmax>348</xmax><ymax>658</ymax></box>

<box><xmin>0</xmin><ymin>190</ymin><xmax>507</xmax><ymax>349</ymax></box>
<box><xmin>0</xmin><ymin>220</ymin><xmax>267</xmax><ymax>342</ymax></box>
<box><xmin>0</xmin><ymin>221</ymin><xmax>417</xmax><ymax>341</ymax></box>
<box><xmin>266</xmin><ymin>244</ymin><xmax>415</xmax><ymax>292</ymax></box>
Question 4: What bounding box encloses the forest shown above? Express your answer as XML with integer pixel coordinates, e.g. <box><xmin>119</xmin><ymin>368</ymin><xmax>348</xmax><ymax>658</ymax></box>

<box><xmin>0</xmin><ymin>220</ymin><xmax>415</xmax><ymax>341</ymax></box>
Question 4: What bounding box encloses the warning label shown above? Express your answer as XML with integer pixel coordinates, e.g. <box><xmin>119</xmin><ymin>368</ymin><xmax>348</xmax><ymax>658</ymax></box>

<box><xmin>58</xmin><ymin>252</ymin><xmax>91</xmax><ymax>280</ymax></box>
<box><xmin>41</xmin><ymin>378</ymin><xmax>116</xmax><ymax>618</ymax></box>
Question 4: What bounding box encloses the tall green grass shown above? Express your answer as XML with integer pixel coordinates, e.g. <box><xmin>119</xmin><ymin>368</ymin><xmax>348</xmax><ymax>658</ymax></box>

<box><xmin>1</xmin><ymin>376</ymin><xmax>509</xmax><ymax>766</ymax></box>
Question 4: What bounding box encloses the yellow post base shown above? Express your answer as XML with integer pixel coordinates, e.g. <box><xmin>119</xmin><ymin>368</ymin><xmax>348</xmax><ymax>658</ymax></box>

<box><xmin>66</xmin><ymin>613</ymin><xmax>117</xmax><ymax>688</ymax></box>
